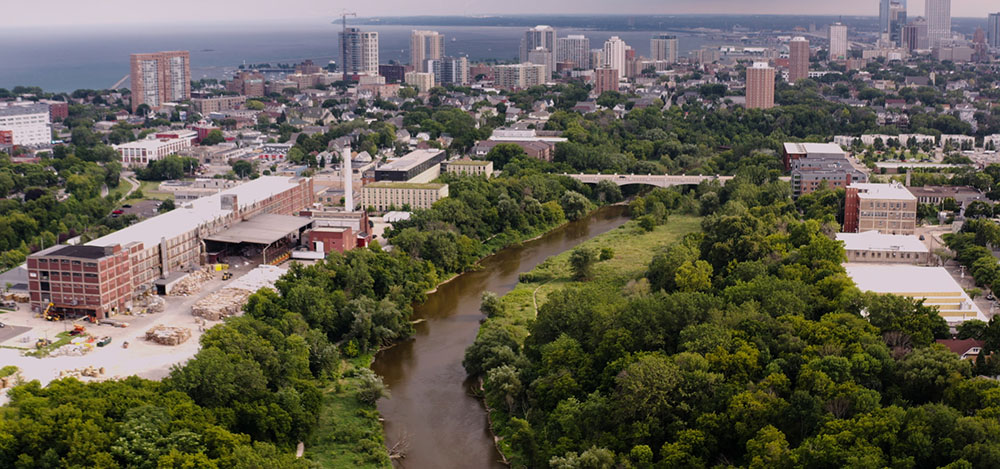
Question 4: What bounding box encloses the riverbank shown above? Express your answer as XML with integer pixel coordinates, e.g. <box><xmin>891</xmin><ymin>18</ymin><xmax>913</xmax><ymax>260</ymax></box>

<box><xmin>474</xmin><ymin>214</ymin><xmax>702</xmax><ymax>463</ymax></box>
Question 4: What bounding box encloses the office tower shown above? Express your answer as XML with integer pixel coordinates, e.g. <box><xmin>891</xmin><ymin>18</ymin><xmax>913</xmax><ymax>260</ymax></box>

<box><xmin>593</xmin><ymin>67</ymin><xmax>619</xmax><ymax>96</ymax></box>
<box><xmin>880</xmin><ymin>0</ymin><xmax>892</xmax><ymax>40</ymax></box>
<box><xmin>988</xmin><ymin>13</ymin><xmax>1000</xmax><ymax>48</ymax></box>
<box><xmin>602</xmin><ymin>36</ymin><xmax>628</xmax><ymax>78</ymax></box>
<box><xmin>650</xmin><ymin>34</ymin><xmax>678</xmax><ymax>63</ymax></box>
<box><xmin>889</xmin><ymin>1</ymin><xmax>907</xmax><ymax>46</ymax></box>
<box><xmin>427</xmin><ymin>56</ymin><xmax>469</xmax><ymax>85</ymax></box>
<box><xmin>557</xmin><ymin>35</ymin><xmax>591</xmax><ymax>69</ymax></box>
<box><xmin>925</xmin><ymin>0</ymin><xmax>951</xmax><ymax>47</ymax></box>
<box><xmin>828</xmin><ymin>23</ymin><xmax>848</xmax><ymax>60</ymax></box>
<box><xmin>903</xmin><ymin>17</ymin><xmax>929</xmax><ymax>50</ymax></box>
<box><xmin>788</xmin><ymin>37</ymin><xmax>809</xmax><ymax>83</ymax></box>
<box><xmin>746</xmin><ymin>62</ymin><xmax>775</xmax><ymax>110</ymax></box>
<box><xmin>527</xmin><ymin>48</ymin><xmax>553</xmax><ymax>78</ymax></box>
<box><xmin>973</xmin><ymin>27</ymin><xmax>988</xmax><ymax>62</ymax></box>
<box><xmin>340</xmin><ymin>28</ymin><xmax>379</xmax><ymax>75</ymax></box>
<box><xmin>130</xmin><ymin>51</ymin><xmax>190</xmax><ymax>113</ymax></box>
<box><xmin>411</xmin><ymin>30</ymin><xmax>445</xmax><ymax>73</ymax></box>
<box><xmin>520</xmin><ymin>25</ymin><xmax>556</xmax><ymax>74</ymax></box>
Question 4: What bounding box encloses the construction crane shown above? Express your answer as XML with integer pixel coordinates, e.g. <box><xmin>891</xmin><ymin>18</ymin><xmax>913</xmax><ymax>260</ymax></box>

<box><xmin>333</xmin><ymin>11</ymin><xmax>356</xmax><ymax>73</ymax></box>
<box><xmin>338</xmin><ymin>11</ymin><xmax>356</xmax><ymax>34</ymax></box>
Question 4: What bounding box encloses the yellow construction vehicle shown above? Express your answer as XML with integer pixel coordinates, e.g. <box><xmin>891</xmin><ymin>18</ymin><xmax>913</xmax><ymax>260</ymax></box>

<box><xmin>43</xmin><ymin>302</ymin><xmax>61</xmax><ymax>321</ymax></box>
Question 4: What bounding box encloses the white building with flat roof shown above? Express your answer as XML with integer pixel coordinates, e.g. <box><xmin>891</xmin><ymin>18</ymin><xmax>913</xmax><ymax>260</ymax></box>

<box><xmin>836</xmin><ymin>231</ymin><xmax>929</xmax><ymax>264</ymax></box>
<box><xmin>0</xmin><ymin>103</ymin><xmax>51</xmax><ymax>146</ymax></box>
<box><xmin>114</xmin><ymin>131</ymin><xmax>196</xmax><ymax>166</ymax></box>
<box><xmin>844</xmin><ymin>263</ymin><xmax>986</xmax><ymax>324</ymax></box>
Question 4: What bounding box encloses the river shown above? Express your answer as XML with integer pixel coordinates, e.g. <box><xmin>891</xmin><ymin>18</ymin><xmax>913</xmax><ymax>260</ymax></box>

<box><xmin>371</xmin><ymin>205</ymin><xmax>629</xmax><ymax>468</ymax></box>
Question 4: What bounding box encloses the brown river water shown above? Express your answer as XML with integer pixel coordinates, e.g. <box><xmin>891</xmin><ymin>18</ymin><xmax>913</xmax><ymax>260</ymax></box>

<box><xmin>371</xmin><ymin>205</ymin><xmax>630</xmax><ymax>468</ymax></box>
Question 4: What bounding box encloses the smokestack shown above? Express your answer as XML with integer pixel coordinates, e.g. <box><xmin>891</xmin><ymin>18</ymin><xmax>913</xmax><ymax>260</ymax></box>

<box><xmin>343</xmin><ymin>146</ymin><xmax>354</xmax><ymax>212</ymax></box>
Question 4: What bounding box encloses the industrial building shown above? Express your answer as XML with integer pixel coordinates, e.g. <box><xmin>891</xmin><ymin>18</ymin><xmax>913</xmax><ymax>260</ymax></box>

<box><xmin>375</xmin><ymin>149</ymin><xmax>447</xmax><ymax>183</ymax></box>
<box><xmin>836</xmin><ymin>231</ymin><xmax>929</xmax><ymax>264</ymax></box>
<box><xmin>783</xmin><ymin>142</ymin><xmax>869</xmax><ymax>197</ymax></box>
<box><xmin>27</xmin><ymin>177</ymin><xmax>314</xmax><ymax>319</ymax></box>
<box><xmin>362</xmin><ymin>182</ymin><xmax>448</xmax><ymax>211</ymax></box>
<box><xmin>845</xmin><ymin>264</ymin><xmax>986</xmax><ymax>324</ymax></box>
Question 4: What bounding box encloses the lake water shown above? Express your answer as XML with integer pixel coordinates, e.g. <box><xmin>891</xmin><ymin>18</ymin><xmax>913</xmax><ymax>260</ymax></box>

<box><xmin>0</xmin><ymin>24</ymin><xmax>708</xmax><ymax>92</ymax></box>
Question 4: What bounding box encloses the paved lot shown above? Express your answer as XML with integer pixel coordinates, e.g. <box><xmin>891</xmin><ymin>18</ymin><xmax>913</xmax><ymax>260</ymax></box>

<box><xmin>0</xmin><ymin>324</ymin><xmax>31</xmax><ymax>343</ymax></box>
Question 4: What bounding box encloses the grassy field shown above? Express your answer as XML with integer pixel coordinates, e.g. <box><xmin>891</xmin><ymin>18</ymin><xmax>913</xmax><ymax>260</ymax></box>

<box><xmin>26</xmin><ymin>331</ymin><xmax>73</xmax><ymax>358</ymax></box>
<box><xmin>305</xmin><ymin>355</ymin><xmax>392</xmax><ymax>469</ymax></box>
<box><xmin>499</xmin><ymin>214</ymin><xmax>702</xmax><ymax>324</ymax></box>
<box><xmin>135</xmin><ymin>180</ymin><xmax>175</xmax><ymax>201</ymax></box>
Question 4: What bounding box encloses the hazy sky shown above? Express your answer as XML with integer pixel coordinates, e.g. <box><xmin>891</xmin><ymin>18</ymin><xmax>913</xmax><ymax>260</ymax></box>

<box><xmin>6</xmin><ymin>1</ymin><xmax>998</xmax><ymax>28</ymax></box>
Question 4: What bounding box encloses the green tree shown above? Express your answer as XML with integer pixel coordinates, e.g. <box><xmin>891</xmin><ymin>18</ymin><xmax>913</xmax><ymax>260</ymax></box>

<box><xmin>569</xmin><ymin>247</ymin><xmax>597</xmax><ymax>281</ymax></box>
<box><xmin>201</xmin><ymin>129</ymin><xmax>225</xmax><ymax>146</ymax></box>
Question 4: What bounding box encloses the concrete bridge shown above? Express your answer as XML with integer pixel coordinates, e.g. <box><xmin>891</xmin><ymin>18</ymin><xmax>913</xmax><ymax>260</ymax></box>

<box><xmin>565</xmin><ymin>173</ymin><xmax>735</xmax><ymax>188</ymax></box>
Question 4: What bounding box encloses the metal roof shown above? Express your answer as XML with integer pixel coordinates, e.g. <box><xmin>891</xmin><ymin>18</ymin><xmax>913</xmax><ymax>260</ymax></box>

<box><xmin>204</xmin><ymin>214</ymin><xmax>313</xmax><ymax>245</ymax></box>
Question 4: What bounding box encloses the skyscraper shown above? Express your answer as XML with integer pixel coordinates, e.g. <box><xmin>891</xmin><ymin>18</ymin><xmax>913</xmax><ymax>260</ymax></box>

<box><xmin>340</xmin><ymin>28</ymin><xmax>379</xmax><ymax>76</ymax></box>
<box><xmin>903</xmin><ymin>17</ymin><xmax>929</xmax><ymax>51</ymax></box>
<box><xmin>828</xmin><ymin>23</ymin><xmax>848</xmax><ymax>61</ymax></box>
<box><xmin>925</xmin><ymin>0</ymin><xmax>951</xmax><ymax>47</ymax></box>
<box><xmin>879</xmin><ymin>0</ymin><xmax>892</xmax><ymax>40</ymax></box>
<box><xmin>602</xmin><ymin>36</ymin><xmax>628</xmax><ymax>78</ymax></box>
<box><xmin>746</xmin><ymin>62</ymin><xmax>775</xmax><ymax>110</ymax></box>
<box><xmin>988</xmin><ymin>13</ymin><xmax>1000</xmax><ymax>48</ymax></box>
<box><xmin>527</xmin><ymin>48</ymin><xmax>554</xmax><ymax>79</ymax></box>
<box><xmin>130</xmin><ymin>51</ymin><xmax>190</xmax><ymax>113</ymax></box>
<box><xmin>520</xmin><ymin>25</ymin><xmax>556</xmax><ymax>74</ymax></box>
<box><xmin>650</xmin><ymin>34</ymin><xmax>678</xmax><ymax>63</ymax></box>
<box><xmin>411</xmin><ymin>30</ymin><xmax>445</xmax><ymax>73</ymax></box>
<box><xmin>557</xmin><ymin>35</ymin><xmax>591</xmax><ymax>69</ymax></box>
<box><xmin>889</xmin><ymin>1</ymin><xmax>907</xmax><ymax>46</ymax></box>
<box><xmin>788</xmin><ymin>37</ymin><xmax>809</xmax><ymax>84</ymax></box>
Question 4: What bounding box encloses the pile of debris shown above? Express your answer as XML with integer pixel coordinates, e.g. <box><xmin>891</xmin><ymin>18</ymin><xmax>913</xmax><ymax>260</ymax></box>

<box><xmin>58</xmin><ymin>366</ymin><xmax>105</xmax><ymax>379</ymax></box>
<box><xmin>145</xmin><ymin>325</ymin><xmax>192</xmax><ymax>345</ymax></box>
<box><xmin>191</xmin><ymin>289</ymin><xmax>253</xmax><ymax>321</ymax></box>
<box><xmin>49</xmin><ymin>343</ymin><xmax>94</xmax><ymax>357</ymax></box>
<box><xmin>0</xmin><ymin>368</ymin><xmax>21</xmax><ymax>389</ymax></box>
<box><xmin>170</xmin><ymin>269</ymin><xmax>216</xmax><ymax>295</ymax></box>
<box><xmin>134</xmin><ymin>295</ymin><xmax>166</xmax><ymax>313</ymax></box>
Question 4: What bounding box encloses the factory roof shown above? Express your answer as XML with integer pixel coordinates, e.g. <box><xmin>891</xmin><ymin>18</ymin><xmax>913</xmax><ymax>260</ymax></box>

<box><xmin>87</xmin><ymin>177</ymin><xmax>302</xmax><ymax>250</ymax></box>
<box><xmin>783</xmin><ymin>142</ymin><xmax>846</xmax><ymax>155</ymax></box>
<box><xmin>378</xmin><ymin>149</ymin><xmax>445</xmax><ymax>172</ymax></box>
<box><xmin>844</xmin><ymin>263</ymin><xmax>986</xmax><ymax>323</ymax></box>
<box><xmin>205</xmin><ymin>214</ymin><xmax>313</xmax><ymax>245</ymax></box>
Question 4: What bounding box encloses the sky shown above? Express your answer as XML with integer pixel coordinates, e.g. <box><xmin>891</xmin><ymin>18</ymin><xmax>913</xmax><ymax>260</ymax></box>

<box><xmin>4</xmin><ymin>0</ymin><xmax>998</xmax><ymax>28</ymax></box>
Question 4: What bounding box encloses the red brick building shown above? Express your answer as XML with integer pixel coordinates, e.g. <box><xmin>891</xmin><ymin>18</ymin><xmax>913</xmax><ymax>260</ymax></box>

<box><xmin>593</xmin><ymin>67</ymin><xmax>619</xmax><ymax>96</ymax></box>
<box><xmin>307</xmin><ymin>227</ymin><xmax>355</xmax><ymax>254</ymax></box>
<box><xmin>0</xmin><ymin>130</ymin><xmax>12</xmax><ymax>146</ymax></box>
<box><xmin>27</xmin><ymin>245</ymin><xmax>134</xmax><ymax>319</ymax></box>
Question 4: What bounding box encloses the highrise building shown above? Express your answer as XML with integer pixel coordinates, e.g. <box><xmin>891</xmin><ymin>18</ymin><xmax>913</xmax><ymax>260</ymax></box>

<box><xmin>520</xmin><ymin>26</ymin><xmax>556</xmax><ymax>74</ymax></box>
<box><xmin>340</xmin><ymin>28</ymin><xmax>379</xmax><ymax>76</ymax></box>
<box><xmin>828</xmin><ymin>23</ymin><xmax>848</xmax><ymax>60</ymax></box>
<box><xmin>879</xmin><ymin>0</ymin><xmax>892</xmax><ymax>40</ymax></box>
<box><xmin>411</xmin><ymin>30</ymin><xmax>445</xmax><ymax>73</ymax></box>
<box><xmin>427</xmin><ymin>56</ymin><xmax>469</xmax><ymax>85</ymax></box>
<box><xmin>527</xmin><ymin>48</ymin><xmax>554</xmax><ymax>78</ymax></box>
<box><xmin>889</xmin><ymin>1</ymin><xmax>907</xmax><ymax>46</ymax></box>
<box><xmin>593</xmin><ymin>67</ymin><xmax>619</xmax><ymax>96</ymax></box>
<box><xmin>988</xmin><ymin>13</ymin><xmax>1000</xmax><ymax>48</ymax></box>
<box><xmin>746</xmin><ymin>62</ymin><xmax>775</xmax><ymax>110</ymax></box>
<box><xmin>650</xmin><ymin>34</ymin><xmax>678</xmax><ymax>63</ymax></box>
<box><xmin>602</xmin><ymin>36</ymin><xmax>628</xmax><ymax>78</ymax></box>
<box><xmin>788</xmin><ymin>37</ymin><xmax>810</xmax><ymax>84</ymax></box>
<box><xmin>130</xmin><ymin>51</ymin><xmax>190</xmax><ymax>113</ymax></box>
<box><xmin>925</xmin><ymin>0</ymin><xmax>951</xmax><ymax>47</ymax></box>
<box><xmin>404</xmin><ymin>71</ymin><xmax>435</xmax><ymax>92</ymax></box>
<box><xmin>557</xmin><ymin>35</ymin><xmax>591</xmax><ymax>69</ymax></box>
<box><xmin>903</xmin><ymin>17</ymin><xmax>929</xmax><ymax>50</ymax></box>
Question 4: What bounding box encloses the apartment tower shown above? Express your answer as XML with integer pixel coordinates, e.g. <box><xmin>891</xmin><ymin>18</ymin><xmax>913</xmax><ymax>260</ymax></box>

<box><xmin>746</xmin><ymin>62</ymin><xmax>775</xmax><ymax>110</ymax></box>
<box><xmin>988</xmin><ymin>13</ymin><xmax>1000</xmax><ymax>48</ymax></box>
<box><xmin>828</xmin><ymin>23</ymin><xmax>848</xmax><ymax>60</ymax></box>
<box><xmin>411</xmin><ymin>30</ymin><xmax>445</xmax><ymax>73</ymax></box>
<box><xmin>130</xmin><ymin>51</ymin><xmax>190</xmax><ymax>113</ymax></box>
<box><xmin>340</xmin><ymin>28</ymin><xmax>379</xmax><ymax>75</ymax></box>
<box><xmin>557</xmin><ymin>35</ymin><xmax>591</xmax><ymax>69</ymax></box>
<box><xmin>602</xmin><ymin>36</ymin><xmax>628</xmax><ymax>78</ymax></box>
<box><xmin>788</xmin><ymin>37</ymin><xmax>810</xmax><ymax>83</ymax></box>
<box><xmin>650</xmin><ymin>34</ymin><xmax>678</xmax><ymax>63</ymax></box>
<box><xmin>520</xmin><ymin>26</ymin><xmax>557</xmax><ymax>74</ymax></box>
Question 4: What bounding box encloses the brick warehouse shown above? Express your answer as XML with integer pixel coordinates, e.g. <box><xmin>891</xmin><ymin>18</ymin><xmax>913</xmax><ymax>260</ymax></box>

<box><xmin>28</xmin><ymin>176</ymin><xmax>313</xmax><ymax>318</ymax></box>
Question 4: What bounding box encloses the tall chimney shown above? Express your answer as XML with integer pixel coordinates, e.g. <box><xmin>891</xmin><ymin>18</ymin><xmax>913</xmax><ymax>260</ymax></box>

<box><xmin>343</xmin><ymin>146</ymin><xmax>354</xmax><ymax>212</ymax></box>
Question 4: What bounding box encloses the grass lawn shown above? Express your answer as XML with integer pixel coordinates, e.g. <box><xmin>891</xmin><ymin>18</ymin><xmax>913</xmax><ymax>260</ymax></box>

<box><xmin>135</xmin><ymin>180</ymin><xmax>174</xmax><ymax>201</ymax></box>
<box><xmin>26</xmin><ymin>331</ymin><xmax>74</xmax><ymax>358</ymax></box>
<box><xmin>499</xmin><ymin>214</ymin><xmax>702</xmax><ymax>323</ymax></box>
<box><xmin>305</xmin><ymin>355</ymin><xmax>392</xmax><ymax>469</ymax></box>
